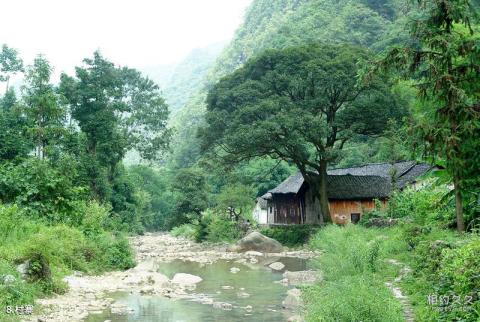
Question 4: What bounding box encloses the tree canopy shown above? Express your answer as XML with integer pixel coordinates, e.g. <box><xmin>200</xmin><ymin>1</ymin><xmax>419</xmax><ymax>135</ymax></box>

<box><xmin>200</xmin><ymin>43</ymin><xmax>406</xmax><ymax>222</ymax></box>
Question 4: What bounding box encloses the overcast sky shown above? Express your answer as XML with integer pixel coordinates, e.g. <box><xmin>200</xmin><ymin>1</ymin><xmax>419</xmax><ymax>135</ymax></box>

<box><xmin>1</xmin><ymin>0</ymin><xmax>252</xmax><ymax>80</ymax></box>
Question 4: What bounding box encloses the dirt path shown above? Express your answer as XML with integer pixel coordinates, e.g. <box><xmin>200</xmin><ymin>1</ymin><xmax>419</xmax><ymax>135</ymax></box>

<box><xmin>385</xmin><ymin>259</ymin><xmax>414</xmax><ymax>322</ymax></box>
<box><xmin>24</xmin><ymin>233</ymin><xmax>315</xmax><ymax>322</ymax></box>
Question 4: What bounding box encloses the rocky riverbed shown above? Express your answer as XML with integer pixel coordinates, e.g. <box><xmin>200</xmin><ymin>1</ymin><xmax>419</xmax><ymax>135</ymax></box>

<box><xmin>24</xmin><ymin>233</ymin><xmax>319</xmax><ymax>322</ymax></box>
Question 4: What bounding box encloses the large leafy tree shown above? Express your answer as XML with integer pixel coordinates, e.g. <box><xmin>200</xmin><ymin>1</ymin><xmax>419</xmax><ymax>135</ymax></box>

<box><xmin>200</xmin><ymin>43</ymin><xmax>405</xmax><ymax>223</ymax></box>
<box><xmin>171</xmin><ymin>168</ymin><xmax>209</xmax><ymax>226</ymax></box>
<box><xmin>60</xmin><ymin>52</ymin><xmax>171</xmax><ymax>199</ymax></box>
<box><xmin>379</xmin><ymin>0</ymin><xmax>480</xmax><ymax>232</ymax></box>
<box><xmin>22</xmin><ymin>55</ymin><xmax>66</xmax><ymax>159</ymax></box>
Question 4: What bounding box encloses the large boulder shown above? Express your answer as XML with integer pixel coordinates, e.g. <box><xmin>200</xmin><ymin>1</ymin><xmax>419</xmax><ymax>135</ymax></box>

<box><xmin>228</xmin><ymin>232</ymin><xmax>283</xmax><ymax>253</ymax></box>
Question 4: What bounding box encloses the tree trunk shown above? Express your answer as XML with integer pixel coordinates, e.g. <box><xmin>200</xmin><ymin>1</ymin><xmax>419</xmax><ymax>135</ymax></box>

<box><xmin>307</xmin><ymin>161</ymin><xmax>331</xmax><ymax>224</ymax></box>
<box><xmin>453</xmin><ymin>174</ymin><xmax>465</xmax><ymax>233</ymax></box>
<box><xmin>318</xmin><ymin>160</ymin><xmax>331</xmax><ymax>223</ymax></box>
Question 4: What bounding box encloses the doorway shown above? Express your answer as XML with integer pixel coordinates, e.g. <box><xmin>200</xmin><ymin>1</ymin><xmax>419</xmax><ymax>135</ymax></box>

<box><xmin>350</xmin><ymin>213</ymin><xmax>361</xmax><ymax>224</ymax></box>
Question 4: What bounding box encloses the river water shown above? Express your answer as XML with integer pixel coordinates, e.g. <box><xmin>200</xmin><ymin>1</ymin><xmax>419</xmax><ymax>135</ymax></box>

<box><xmin>85</xmin><ymin>257</ymin><xmax>311</xmax><ymax>322</ymax></box>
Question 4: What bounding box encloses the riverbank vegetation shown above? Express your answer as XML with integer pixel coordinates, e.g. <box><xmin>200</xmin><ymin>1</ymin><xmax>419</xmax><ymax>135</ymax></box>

<box><xmin>0</xmin><ymin>49</ymin><xmax>169</xmax><ymax>320</ymax></box>
<box><xmin>1</xmin><ymin>0</ymin><xmax>479</xmax><ymax>321</ymax></box>
<box><xmin>305</xmin><ymin>180</ymin><xmax>479</xmax><ymax>321</ymax></box>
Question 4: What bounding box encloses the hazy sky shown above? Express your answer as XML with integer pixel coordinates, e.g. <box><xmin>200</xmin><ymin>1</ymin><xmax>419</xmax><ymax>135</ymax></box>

<box><xmin>1</xmin><ymin>0</ymin><xmax>252</xmax><ymax>79</ymax></box>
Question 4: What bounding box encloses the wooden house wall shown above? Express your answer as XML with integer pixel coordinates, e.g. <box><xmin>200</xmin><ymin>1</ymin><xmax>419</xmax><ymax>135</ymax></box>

<box><xmin>267</xmin><ymin>191</ymin><xmax>387</xmax><ymax>226</ymax></box>
<box><xmin>271</xmin><ymin>194</ymin><xmax>305</xmax><ymax>225</ymax></box>
<box><xmin>329</xmin><ymin>199</ymin><xmax>387</xmax><ymax>224</ymax></box>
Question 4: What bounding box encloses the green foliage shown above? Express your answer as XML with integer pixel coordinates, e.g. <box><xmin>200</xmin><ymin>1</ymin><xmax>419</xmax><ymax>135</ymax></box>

<box><xmin>128</xmin><ymin>165</ymin><xmax>176</xmax><ymax>231</ymax></box>
<box><xmin>436</xmin><ymin>238</ymin><xmax>480</xmax><ymax>320</ymax></box>
<box><xmin>201</xmin><ymin>43</ymin><xmax>405</xmax><ymax>222</ymax></box>
<box><xmin>388</xmin><ymin>185</ymin><xmax>454</xmax><ymax>227</ymax></box>
<box><xmin>22</xmin><ymin>55</ymin><xmax>66</xmax><ymax>159</ymax></box>
<box><xmin>170</xmin><ymin>167</ymin><xmax>209</xmax><ymax>227</ymax></box>
<box><xmin>304</xmin><ymin>275</ymin><xmax>403</xmax><ymax>322</ymax></box>
<box><xmin>214</xmin><ymin>184</ymin><xmax>255</xmax><ymax>221</ymax></box>
<box><xmin>202</xmin><ymin>213</ymin><xmax>242</xmax><ymax>243</ymax></box>
<box><xmin>260</xmin><ymin>225</ymin><xmax>319</xmax><ymax>247</ymax></box>
<box><xmin>0</xmin><ymin>202</ymin><xmax>134</xmax><ymax>276</ymax></box>
<box><xmin>169</xmin><ymin>0</ymin><xmax>411</xmax><ymax>171</ymax></box>
<box><xmin>170</xmin><ymin>224</ymin><xmax>198</xmax><ymax>240</ymax></box>
<box><xmin>59</xmin><ymin>51</ymin><xmax>171</xmax><ymax>200</ymax></box>
<box><xmin>143</xmin><ymin>43</ymin><xmax>225</xmax><ymax>111</ymax></box>
<box><xmin>0</xmin><ymin>159</ymin><xmax>87</xmax><ymax>223</ymax></box>
<box><xmin>0</xmin><ymin>90</ymin><xmax>32</xmax><ymax>160</ymax></box>
<box><xmin>379</xmin><ymin>1</ymin><xmax>480</xmax><ymax>231</ymax></box>
<box><xmin>100</xmin><ymin>234</ymin><xmax>135</xmax><ymax>270</ymax></box>
<box><xmin>0</xmin><ymin>44</ymin><xmax>23</xmax><ymax>83</ymax></box>
<box><xmin>172</xmin><ymin>210</ymin><xmax>245</xmax><ymax>243</ymax></box>
<box><xmin>305</xmin><ymin>225</ymin><xmax>404</xmax><ymax>321</ymax></box>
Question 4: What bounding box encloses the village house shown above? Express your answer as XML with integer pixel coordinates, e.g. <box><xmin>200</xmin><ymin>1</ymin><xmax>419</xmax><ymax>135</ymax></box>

<box><xmin>253</xmin><ymin>161</ymin><xmax>432</xmax><ymax>225</ymax></box>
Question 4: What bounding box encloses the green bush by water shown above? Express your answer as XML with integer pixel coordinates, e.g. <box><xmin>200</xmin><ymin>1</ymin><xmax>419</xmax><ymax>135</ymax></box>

<box><xmin>0</xmin><ymin>204</ymin><xmax>135</xmax><ymax>321</ymax></box>
<box><xmin>261</xmin><ymin>225</ymin><xmax>319</xmax><ymax>247</ymax></box>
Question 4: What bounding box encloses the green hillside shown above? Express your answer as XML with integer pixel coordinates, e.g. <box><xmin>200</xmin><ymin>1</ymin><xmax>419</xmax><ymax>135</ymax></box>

<box><xmin>169</xmin><ymin>0</ymin><xmax>410</xmax><ymax>168</ymax></box>
<box><xmin>141</xmin><ymin>42</ymin><xmax>225</xmax><ymax>113</ymax></box>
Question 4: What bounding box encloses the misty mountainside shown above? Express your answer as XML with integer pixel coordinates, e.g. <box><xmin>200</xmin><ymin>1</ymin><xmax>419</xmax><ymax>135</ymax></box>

<box><xmin>141</xmin><ymin>42</ymin><xmax>225</xmax><ymax>113</ymax></box>
<box><xmin>167</xmin><ymin>0</ymin><xmax>411</xmax><ymax>168</ymax></box>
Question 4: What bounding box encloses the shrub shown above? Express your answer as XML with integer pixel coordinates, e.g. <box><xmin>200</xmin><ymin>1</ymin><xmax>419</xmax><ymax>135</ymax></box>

<box><xmin>387</xmin><ymin>185</ymin><xmax>453</xmax><ymax>227</ymax></box>
<box><xmin>0</xmin><ymin>159</ymin><xmax>88</xmax><ymax>224</ymax></box>
<box><xmin>260</xmin><ymin>225</ymin><xmax>319</xmax><ymax>246</ymax></box>
<box><xmin>78</xmin><ymin>201</ymin><xmax>110</xmax><ymax>237</ymax></box>
<box><xmin>205</xmin><ymin>215</ymin><xmax>241</xmax><ymax>243</ymax></box>
<box><xmin>170</xmin><ymin>224</ymin><xmax>198</xmax><ymax>240</ymax></box>
<box><xmin>436</xmin><ymin>238</ymin><xmax>480</xmax><ymax>321</ymax></box>
<box><xmin>100</xmin><ymin>234</ymin><xmax>136</xmax><ymax>270</ymax></box>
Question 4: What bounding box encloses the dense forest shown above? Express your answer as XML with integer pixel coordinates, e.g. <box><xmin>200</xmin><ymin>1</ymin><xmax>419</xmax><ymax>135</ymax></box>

<box><xmin>1</xmin><ymin>0</ymin><xmax>479</xmax><ymax>321</ymax></box>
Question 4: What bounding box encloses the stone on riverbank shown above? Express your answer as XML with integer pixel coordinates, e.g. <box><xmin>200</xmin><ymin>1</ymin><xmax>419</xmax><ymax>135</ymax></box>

<box><xmin>283</xmin><ymin>270</ymin><xmax>318</xmax><ymax>286</ymax></box>
<box><xmin>228</xmin><ymin>232</ymin><xmax>283</xmax><ymax>253</ymax></box>
<box><xmin>269</xmin><ymin>262</ymin><xmax>285</xmax><ymax>271</ymax></box>
<box><xmin>171</xmin><ymin>273</ymin><xmax>202</xmax><ymax>285</ymax></box>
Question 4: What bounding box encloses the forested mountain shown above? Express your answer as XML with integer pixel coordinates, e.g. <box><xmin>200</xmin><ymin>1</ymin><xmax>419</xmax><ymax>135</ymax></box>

<box><xmin>141</xmin><ymin>42</ymin><xmax>225</xmax><ymax>113</ymax></box>
<box><xmin>169</xmin><ymin>0</ymin><xmax>411</xmax><ymax>168</ymax></box>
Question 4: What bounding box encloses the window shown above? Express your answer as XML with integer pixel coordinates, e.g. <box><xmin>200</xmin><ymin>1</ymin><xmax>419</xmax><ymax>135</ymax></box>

<box><xmin>269</xmin><ymin>207</ymin><xmax>272</xmax><ymax>214</ymax></box>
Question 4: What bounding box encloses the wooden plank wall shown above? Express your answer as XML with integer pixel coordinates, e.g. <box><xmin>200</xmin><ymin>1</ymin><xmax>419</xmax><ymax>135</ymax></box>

<box><xmin>329</xmin><ymin>199</ymin><xmax>386</xmax><ymax>224</ymax></box>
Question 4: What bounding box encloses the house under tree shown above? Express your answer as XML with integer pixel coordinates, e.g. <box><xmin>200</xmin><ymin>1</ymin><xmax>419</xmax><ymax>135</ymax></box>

<box><xmin>253</xmin><ymin>161</ymin><xmax>432</xmax><ymax>225</ymax></box>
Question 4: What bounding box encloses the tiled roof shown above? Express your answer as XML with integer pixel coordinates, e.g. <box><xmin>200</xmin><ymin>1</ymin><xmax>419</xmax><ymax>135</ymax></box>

<box><xmin>265</xmin><ymin>161</ymin><xmax>432</xmax><ymax>199</ymax></box>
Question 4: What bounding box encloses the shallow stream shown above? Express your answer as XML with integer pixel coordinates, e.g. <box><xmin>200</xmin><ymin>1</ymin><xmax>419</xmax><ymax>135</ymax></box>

<box><xmin>85</xmin><ymin>257</ymin><xmax>311</xmax><ymax>322</ymax></box>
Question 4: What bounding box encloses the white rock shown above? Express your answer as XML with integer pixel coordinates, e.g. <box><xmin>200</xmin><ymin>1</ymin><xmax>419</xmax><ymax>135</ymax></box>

<box><xmin>171</xmin><ymin>273</ymin><xmax>203</xmax><ymax>285</ymax></box>
<box><xmin>269</xmin><ymin>262</ymin><xmax>285</xmax><ymax>271</ymax></box>
<box><xmin>230</xmin><ymin>267</ymin><xmax>240</xmax><ymax>274</ymax></box>
<box><xmin>245</xmin><ymin>251</ymin><xmax>263</xmax><ymax>257</ymax></box>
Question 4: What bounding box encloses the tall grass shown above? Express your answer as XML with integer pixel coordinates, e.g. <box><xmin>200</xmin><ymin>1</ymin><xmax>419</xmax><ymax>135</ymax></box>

<box><xmin>304</xmin><ymin>225</ymin><xmax>404</xmax><ymax>322</ymax></box>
